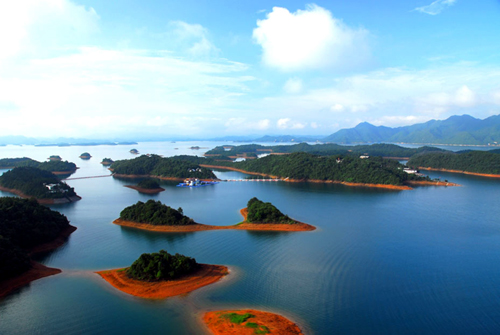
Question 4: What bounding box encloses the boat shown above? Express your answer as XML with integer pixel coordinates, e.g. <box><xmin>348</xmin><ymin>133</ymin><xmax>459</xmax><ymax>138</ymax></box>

<box><xmin>176</xmin><ymin>178</ymin><xmax>219</xmax><ymax>187</ymax></box>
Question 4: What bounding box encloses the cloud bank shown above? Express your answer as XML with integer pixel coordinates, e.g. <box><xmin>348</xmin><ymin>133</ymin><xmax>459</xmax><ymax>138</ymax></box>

<box><xmin>252</xmin><ymin>4</ymin><xmax>370</xmax><ymax>72</ymax></box>
<box><xmin>415</xmin><ymin>0</ymin><xmax>457</xmax><ymax>15</ymax></box>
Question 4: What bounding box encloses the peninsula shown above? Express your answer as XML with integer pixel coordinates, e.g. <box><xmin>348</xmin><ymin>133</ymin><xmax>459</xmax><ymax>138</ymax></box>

<box><xmin>0</xmin><ymin>167</ymin><xmax>81</xmax><ymax>204</ymax></box>
<box><xmin>96</xmin><ymin>250</ymin><xmax>228</xmax><ymax>299</ymax></box>
<box><xmin>124</xmin><ymin>178</ymin><xmax>165</xmax><ymax>194</ymax></box>
<box><xmin>0</xmin><ymin>197</ymin><xmax>77</xmax><ymax>298</ymax></box>
<box><xmin>113</xmin><ymin>199</ymin><xmax>315</xmax><ymax>232</ymax></box>
<box><xmin>408</xmin><ymin>150</ymin><xmax>500</xmax><ymax>178</ymax></box>
<box><xmin>110</xmin><ymin>154</ymin><xmax>217</xmax><ymax>180</ymax></box>
<box><xmin>203</xmin><ymin>310</ymin><xmax>303</xmax><ymax>335</ymax></box>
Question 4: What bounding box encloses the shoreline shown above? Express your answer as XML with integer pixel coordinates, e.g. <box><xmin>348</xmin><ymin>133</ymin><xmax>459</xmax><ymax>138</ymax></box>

<box><xmin>417</xmin><ymin>167</ymin><xmax>500</xmax><ymax>179</ymax></box>
<box><xmin>96</xmin><ymin>264</ymin><xmax>228</xmax><ymax>299</ymax></box>
<box><xmin>203</xmin><ymin>309</ymin><xmax>304</xmax><ymax>335</ymax></box>
<box><xmin>113</xmin><ymin>208</ymin><xmax>316</xmax><ymax>232</ymax></box>
<box><xmin>0</xmin><ymin>225</ymin><xmax>77</xmax><ymax>298</ymax></box>
<box><xmin>124</xmin><ymin>185</ymin><xmax>165</xmax><ymax>194</ymax></box>
<box><xmin>0</xmin><ymin>186</ymin><xmax>82</xmax><ymax>204</ymax></box>
<box><xmin>406</xmin><ymin>180</ymin><xmax>460</xmax><ymax>187</ymax></box>
<box><xmin>112</xmin><ymin>173</ymin><xmax>186</xmax><ymax>182</ymax></box>
<box><xmin>201</xmin><ymin>164</ymin><xmax>413</xmax><ymax>190</ymax></box>
<box><xmin>0</xmin><ymin>262</ymin><xmax>61</xmax><ymax>299</ymax></box>
<box><xmin>52</xmin><ymin>169</ymin><xmax>78</xmax><ymax>175</ymax></box>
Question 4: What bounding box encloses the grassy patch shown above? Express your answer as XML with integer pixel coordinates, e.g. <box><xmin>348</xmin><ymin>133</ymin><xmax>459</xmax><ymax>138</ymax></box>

<box><xmin>222</xmin><ymin>313</ymin><xmax>254</xmax><ymax>324</ymax></box>
<box><xmin>255</xmin><ymin>325</ymin><xmax>270</xmax><ymax>334</ymax></box>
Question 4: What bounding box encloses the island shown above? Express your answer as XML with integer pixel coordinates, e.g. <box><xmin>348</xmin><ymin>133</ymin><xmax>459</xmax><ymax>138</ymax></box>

<box><xmin>101</xmin><ymin>158</ymin><xmax>114</xmax><ymax>166</ymax></box>
<box><xmin>96</xmin><ymin>250</ymin><xmax>228</xmax><ymax>299</ymax></box>
<box><xmin>408</xmin><ymin>150</ymin><xmax>500</xmax><ymax>178</ymax></box>
<box><xmin>113</xmin><ymin>199</ymin><xmax>315</xmax><ymax>232</ymax></box>
<box><xmin>110</xmin><ymin>154</ymin><xmax>217</xmax><ymax>181</ymax></box>
<box><xmin>0</xmin><ymin>167</ymin><xmax>81</xmax><ymax>204</ymax></box>
<box><xmin>124</xmin><ymin>178</ymin><xmax>165</xmax><ymax>194</ymax></box>
<box><xmin>0</xmin><ymin>157</ymin><xmax>77</xmax><ymax>175</ymax></box>
<box><xmin>48</xmin><ymin>155</ymin><xmax>62</xmax><ymax>161</ymax></box>
<box><xmin>203</xmin><ymin>310</ymin><xmax>303</xmax><ymax>335</ymax></box>
<box><xmin>130</xmin><ymin>148</ymin><xmax>139</xmax><ymax>154</ymax></box>
<box><xmin>79</xmin><ymin>152</ymin><xmax>91</xmax><ymax>159</ymax></box>
<box><xmin>0</xmin><ymin>197</ymin><xmax>77</xmax><ymax>298</ymax></box>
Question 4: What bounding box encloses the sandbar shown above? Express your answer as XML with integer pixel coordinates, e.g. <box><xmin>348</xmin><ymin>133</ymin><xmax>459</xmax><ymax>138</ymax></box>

<box><xmin>96</xmin><ymin>264</ymin><xmax>228</xmax><ymax>299</ymax></box>
<box><xmin>124</xmin><ymin>185</ymin><xmax>165</xmax><ymax>194</ymax></box>
<box><xmin>113</xmin><ymin>208</ymin><xmax>316</xmax><ymax>232</ymax></box>
<box><xmin>203</xmin><ymin>309</ymin><xmax>304</xmax><ymax>335</ymax></box>
<box><xmin>417</xmin><ymin>167</ymin><xmax>500</xmax><ymax>179</ymax></box>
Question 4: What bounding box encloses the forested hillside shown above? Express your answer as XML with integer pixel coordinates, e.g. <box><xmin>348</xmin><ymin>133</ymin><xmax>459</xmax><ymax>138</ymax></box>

<box><xmin>408</xmin><ymin>151</ymin><xmax>500</xmax><ymax>174</ymax></box>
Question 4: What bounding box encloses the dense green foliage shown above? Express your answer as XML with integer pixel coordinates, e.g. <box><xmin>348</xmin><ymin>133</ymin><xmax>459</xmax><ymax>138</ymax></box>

<box><xmin>0</xmin><ymin>197</ymin><xmax>70</xmax><ymax>280</ymax></box>
<box><xmin>230</xmin><ymin>152</ymin><xmax>425</xmax><ymax>185</ymax></box>
<box><xmin>137</xmin><ymin>178</ymin><xmax>161</xmax><ymax>189</ymax></box>
<box><xmin>126</xmin><ymin>249</ymin><xmax>199</xmax><ymax>281</ymax></box>
<box><xmin>120</xmin><ymin>200</ymin><xmax>195</xmax><ymax>225</ymax></box>
<box><xmin>223</xmin><ymin>313</ymin><xmax>255</xmax><ymax>324</ymax></box>
<box><xmin>408</xmin><ymin>151</ymin><xmax>500</xmax><ymax>174</ymax></box>
<box><xmin>0</xmin><ymin>167</ymin><xmax>77</xmax><ymax>199</ymax></box>
<box><xmin>246</xmin><ymin>197</ymin><xmax>295</xmax><ymax>224</ymax></box>
<box><xmin>111</xmin><ymin>154</ymin><xmax>216</xmax><ymax>179</ymax></box>
<box><xmin>204</xmin><ymin>143</ymin><xmax>444</xmax><ymax>160</ymax></box>
<box><xmin>0</xmin><ymin>157</ymin><xmax>76</xmax><ymax>172</ymax></box>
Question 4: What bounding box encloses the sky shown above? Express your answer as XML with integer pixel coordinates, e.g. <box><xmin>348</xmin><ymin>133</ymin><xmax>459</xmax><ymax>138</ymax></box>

<box><xmin>1</xmin><ymin>0</ymin><xmax>500</xmax><ymax>139</ymax></box>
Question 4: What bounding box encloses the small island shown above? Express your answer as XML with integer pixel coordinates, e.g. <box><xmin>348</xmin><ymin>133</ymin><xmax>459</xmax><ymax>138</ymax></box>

<box><xmin>96</xmin><ymin>250</ymin><xmax>228</xmax><ymax>299</ymax></box>
<box><xmin>125</xmin><ymin>178</ymin><xmax>165</xmax><ymax>194</ymax></box>
<box><xmin>79</xmin><ymin>152</ymin><xmax>91</xmax><ymax>159</ymax></box>
<box><xmin>203</xmin><ymin>310</ymin><xmax>304</xmax><ymax>335</ymax></box>
<box><xmin>0</xmin><ymin>167</ymin><xmax>81</xmax><ymax>204</ymax></box>
<box><xmin>130</xmin><ymin>148</ymin><xmax>139</xmax><ymax>154</ymax></box>
<box><xmin>113</xmin><ymin>198</ymin><xmax>315</xmax><ymax>232</ymax></box>
<box><xmin>0</xmin><ymin>197</ymin><xmax>77</xmax><ymax>298</ymax></box>
<box><xmin>101</xmin><ymin>158</ymin><xmax>114</xmax><ymax>166</ymax></box>
<box><xmin>48</xmin><ymin>155</ymin><xmax>62</xmax><ymax>161</ymax></box>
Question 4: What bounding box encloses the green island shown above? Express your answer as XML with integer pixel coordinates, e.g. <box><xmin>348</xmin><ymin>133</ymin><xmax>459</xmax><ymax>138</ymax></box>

<box><xmin>198</xmin><ymin>152</ymin><xmax>429</xmax><ymax>188</ymax></box>
<box><xmin>96</xmin><ymin>249</ymin><xmax>228</xmax><ymax>299</ymax></box>
<box><xmin>79</xmin><ymin>152</ymin><xmax>91</xmax><ymax>159</ymax></box>
<box><xmin>110</xmin><ymin>154</ymin><xmax>216</xmax><ymax>180</ymax></box>
<box><xmin>49</xmin><ymin>155</ymin><xmax>62</xmax><ymax>161</ymax></box>
<box><xmin>127</xmin><ymin>250</ymin><xmax>199</xmax><ymax>281</ymax></box>
<box><xmin>130</xmin><ymin>148</ymin><xmax>139</xmax><ymax>154</ymax></box>
<box><xmin>0</xmin><ymin>167</ymin><xmax>80</xmax><ymax>203</ymax></box>
<box><xmin>0</xmin><ymin>157</ymin><xmax>77</xmax><ymax>173</ymax></box>
<box><xmin>246</xmin><ymin>197</ymin><xmax>295</xmax><ymax>224</ymax></box>
<box><xmin>408</xmin><ymin>150</ymin><xmax>500</xmax><ymax>176</ymax></box>
<box><xmin>124</xmin><ymin>178</ymin><xmax>165</xmax><ymax>194</ymax></box>
<box><xmin>119</xmin><ymin>200</ymin><xmax>195</xmax><ymax>225</ymax></box>
<box><xmin>113</xmin><ymin>199</ymin><xmax>315</xmax><ymax>232</ymax></box>
<box><xmin>101</xmin><ymin>158</ymin><xmax>114</xmax><ymax>166</ymax></box>
<box><xmin>0</xmin><ymin>197</ymin><xmax>76</xmax><ymax>297</ymax></box>
<box><xmin>204</xmin><ymin>143</ymin><xmax>444</xmax><ymax>160</ymax></box>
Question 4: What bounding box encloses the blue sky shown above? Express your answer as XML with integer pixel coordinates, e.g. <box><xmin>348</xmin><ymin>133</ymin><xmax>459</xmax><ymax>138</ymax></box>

<box><xmin>1</xmin><ymin>0</ymin><xmax>499</xmax><ymax>139</ymax></box>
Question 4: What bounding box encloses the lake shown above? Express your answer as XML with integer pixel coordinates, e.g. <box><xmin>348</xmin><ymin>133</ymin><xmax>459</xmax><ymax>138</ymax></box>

<box><xmin>1</xmin><ymin>142</ymin><xmax>500</xmax><ymax>334</ymax></box>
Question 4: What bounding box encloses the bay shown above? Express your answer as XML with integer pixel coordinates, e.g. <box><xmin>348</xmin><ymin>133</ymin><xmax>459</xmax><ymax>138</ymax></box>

<box><xmin>1</xmin><ymin>142</ymin><xmax>500</xmax><ymax>334</ymax></box>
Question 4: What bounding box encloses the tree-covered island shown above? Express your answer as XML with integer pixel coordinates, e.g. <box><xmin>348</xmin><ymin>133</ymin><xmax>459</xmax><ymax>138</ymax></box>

<box><xmin>0</xmin><ymin>167</ymin><xmax>80</xmax><ymax>203</ymax></box>
<box><xmin>113</xmin><ymin>199</ymin><xmax>315</xmax><ymax>232</ymax></box>
<box><xmin>96</xmin><ymin>249</ymin><xmax>228</xmax><ymax>299</ymax></box>
<box><xmin>0</xmin><ymin>197</ymin><xmax>76</xmax><ymax>297</ymax></box>
<box><xmin>79</xmin><ymin>152</ymin><xmax>91</xmax><ymax>159</ymax></box>
<box><xmin>124</xmin><ymin>178</ymin><xmax>165</xmax><ymax>193</ymax></box>
<box><xmin>110</xmin><ymin>154</ymin><xmax>217</xmax><ymax>180</ymax></box>
<box><xmin>0</xmin><ymin>157</ymin><xmax>77</xmax><ymax>174</ymax></box>
<box><xmin>119</xmin><ymin>200</ymin><xmax>195</xmax><ymax>225</ymax></box>
<box><xmin>101</xmin><ymin>158</ymin><xmax>114</xmax><ymax>166</ymax></box>
<box><xmin>408</xmin><ymin>150</ymin><xmax>500</xmax><ymax>176</ymax></box>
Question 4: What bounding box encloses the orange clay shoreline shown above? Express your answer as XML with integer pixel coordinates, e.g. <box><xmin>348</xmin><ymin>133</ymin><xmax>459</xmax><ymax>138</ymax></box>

<box><xmin>113</xmin><ymin>208</ymin><xmax>316</xmax><ymax>232</ymax></box>
<box><xmin>124</xmin><ymin>185</ymin><xmax>165</xmax><ymax>194</ymax></box>
<box><xmin>96</xmin><ymin>264</ymin><xmax>228</xmax><ymax>299</ymax></box>
<box><xmin>0</xmin><ymin>225</ymin><xmax>77</xmax><ymax>299</ymax></box>
<box><xmin>203</xmin><ymin>309</ymin><xmax>304</xmax><ymax>335</ymax></box>
<box><xmin>417</xmin><ymin>167</ymin><xmax>500</xmax><ymax>179</ymax></box>
<box><xmin>0</xmin><ymin>186</ymin><xmax>82</xmax><ymax>204</ymax></box>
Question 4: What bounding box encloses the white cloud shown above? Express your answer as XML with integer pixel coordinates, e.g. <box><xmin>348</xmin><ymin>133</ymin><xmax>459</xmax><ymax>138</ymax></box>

<box><xmin>0</xmin><ymin>0</ymin><xmax>99</xmax><ymax>62</ymax></box>
<box><xmin>224</xmin><ymin>118</ymin><xmax>270</xmax><ymax>131</ymax></box>
<box><xmin>330</xmin><ymin>104</ymin><xmax>344</xmax><ymax>112</ymax></box>
<box><xmin>283</xmin><ymin>78</ymin><xmax>303</xmax><ymax>94</ymax></box>
<box><xmin>168</xmin><ymin>21</ymin><xmax>219</xmax><ymax>57</ymax></box>
<box><xmin>252</xmin><ymin>4</ymin><xmax>370</xmax><ymax>71</ymax></box>
<box><xmin>277</xmin><ymin>118</ymin><xmax>306</xmax><ymax>129</ymax></box>
<box><xmin>415</xmin><ymin>0</ymin><xmax>457</xmax><ymax>15</ymax></box>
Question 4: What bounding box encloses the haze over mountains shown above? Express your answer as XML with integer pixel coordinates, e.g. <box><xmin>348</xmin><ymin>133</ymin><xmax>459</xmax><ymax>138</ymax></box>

<box><xmin>1</xmin><ymin>115</ymin><xmax>499</xmax><ymax>146</ymax></box>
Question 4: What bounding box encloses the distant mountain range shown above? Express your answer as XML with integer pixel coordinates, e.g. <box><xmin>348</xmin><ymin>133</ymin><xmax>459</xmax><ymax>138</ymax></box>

<box><xmin>323</xmin><ymin>114</ymin><xmax>500</xmax><ymax>146</ymax></box>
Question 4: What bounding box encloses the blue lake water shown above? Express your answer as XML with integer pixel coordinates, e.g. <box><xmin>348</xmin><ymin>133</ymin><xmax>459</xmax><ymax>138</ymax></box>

<box><xmin>1</xmin><ymin>142</ymin><xmax>500</xmax><ymax>334</ymax></box>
